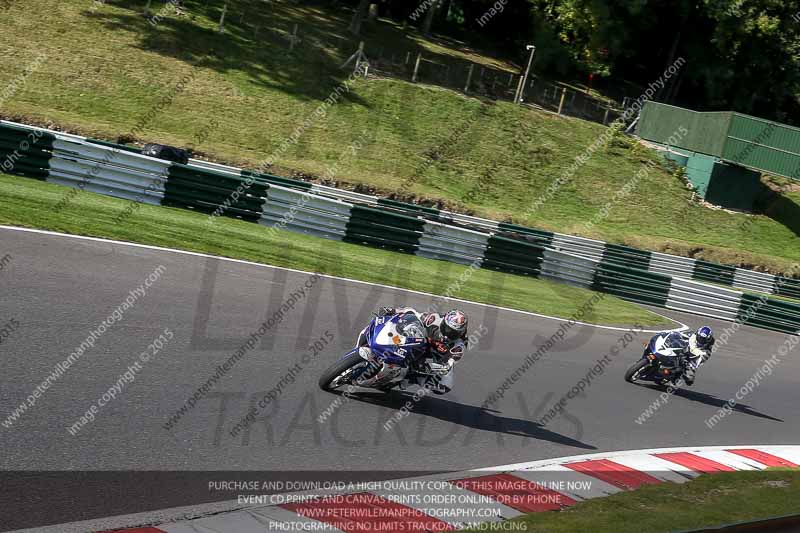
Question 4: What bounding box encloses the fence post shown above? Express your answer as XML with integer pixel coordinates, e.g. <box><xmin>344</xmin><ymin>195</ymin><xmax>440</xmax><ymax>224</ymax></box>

<box><xmin>412</xmin><ymin>52</ymin><xmax>422</xmax><ymax>82</ymax></box>
<box><xmin>355</xmin><ymin>41</ymin><xmax>365</xmax><ymax>75</ymax></box>
<box><xmin>508</xmin><ymin>73</ymin><xmax>514</xmax><ymax>86</ymax></box>
<box><xmin>405</xmin><ymin>51</ymin><xmax>411</xmax><ymax>65</ymax></box>
<box><xmin>218</xmin><ymin>2</ymin><xmax>227</xmax><ymax>33</ymax></box>
<box><xmin>514</xmin><ymin>75</ymin><xmax>524</xmax><ymax>103</ymax></box>
<box><xmin>289</xmin><ymin>23</ymin><xmax>299</xmax><ymax>51</ymax></box>
<box><xmin>464</xmin><ymin>64</ymin><xmax>474</xmax><ymax>93</ymax></box>
<box><xmin>557</xmin><ymin>87</ymin><xmax>567</xmax><ymax>115</ymax></box>
<box><xmin>602</xmin><ymin>107</ymin><xmax>610</xmax><ymax>125</ymax></box>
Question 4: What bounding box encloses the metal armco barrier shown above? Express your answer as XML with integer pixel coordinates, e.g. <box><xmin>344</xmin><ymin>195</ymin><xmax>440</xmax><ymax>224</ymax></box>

<box><xmin>0</xmin><ymin>122</ymin><xmax>53</xmax><ymax>180</ymax></box>
<box><xmin>50</xmin><ymin>137</ymin><xmax>170</xmax><ymax>205</ymax></box>
<box><xmin>2</xmin><ymin>120</ymin><xmax>799</xmax><ymax>335</ymax></box>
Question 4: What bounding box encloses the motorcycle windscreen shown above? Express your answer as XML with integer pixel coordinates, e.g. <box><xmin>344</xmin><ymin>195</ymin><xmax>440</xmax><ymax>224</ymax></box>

<box><xmin>371</xmin><ymin>314</ymin><xmax>427</xmax><ymax>365</ymax></box>
<box><xmin>653</xmin><ymin>332</ymin><xmax>688</xmax><ymax>356</ymax></box>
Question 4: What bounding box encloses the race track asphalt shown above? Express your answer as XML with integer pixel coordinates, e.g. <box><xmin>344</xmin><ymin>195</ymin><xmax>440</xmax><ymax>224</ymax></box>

<box><xmin>1</xmin><ymin>227</ymin><xmax>797</xmax><ymax>531</ymax></box>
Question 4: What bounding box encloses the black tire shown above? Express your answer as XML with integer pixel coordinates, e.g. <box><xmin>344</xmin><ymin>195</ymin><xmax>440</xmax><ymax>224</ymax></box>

<box><xmin>319</xmin><ymin>351</ymin><xmax>366</xmax><ymax>392</ymax></box>
<box><xmin>625</xmin><ymin>358</ymin><xmax>651</xmax><ymax>383</ymax></box>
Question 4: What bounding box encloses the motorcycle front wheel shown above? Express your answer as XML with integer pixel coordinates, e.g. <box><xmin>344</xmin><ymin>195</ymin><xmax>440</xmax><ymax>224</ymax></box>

<box><xmin>624</xmin><ymin>358</ymin><xmax>651</xmax><ymax>383</ymax></box>
<box><xmin>318</xmin><ymin>351</ymin><xmax>367</xmax><ymax>391</ymax></box>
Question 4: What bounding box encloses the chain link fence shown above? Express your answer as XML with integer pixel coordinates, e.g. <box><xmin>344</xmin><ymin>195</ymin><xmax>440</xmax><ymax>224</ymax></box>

<box><xmin>363</xmin><ymin>44</ymin><xmax>624</xmax><ymax>125</ymax></box>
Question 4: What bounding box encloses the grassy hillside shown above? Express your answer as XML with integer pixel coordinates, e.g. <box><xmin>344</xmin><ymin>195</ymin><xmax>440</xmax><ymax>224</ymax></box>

<box><xmin>1</xmin><ymin>0</ymin><xmax>798</xmax><ymax>274</ymax></box>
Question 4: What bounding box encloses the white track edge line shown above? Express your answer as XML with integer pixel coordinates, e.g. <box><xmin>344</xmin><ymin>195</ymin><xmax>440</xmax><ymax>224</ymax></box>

<box><xmin>0</xmin><ymin>225</ymin><xmax>688</xmax><ymax>333</ymax></box>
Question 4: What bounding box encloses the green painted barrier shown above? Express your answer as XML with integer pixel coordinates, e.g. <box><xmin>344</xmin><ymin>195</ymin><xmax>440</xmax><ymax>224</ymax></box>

<box><xmin>602</xmin><ymin>243</ymin><xmax>652</xmax><ymax>272</ymax></box>
<box><xmin>164</xmin><ymin>165</ymin><xmax>267</xmax><ymax>222</ymax></box>
<box><xmin>737</xmin><ymin>294</ymin><xmax>800</xmax><ymax>334</ymax></box>
<box><xmin>593</xmin><ymin>263</ymin><xmax>671</xmax><ymax>307</ymax></box>
<box><xmin>482</xmin><ymin>235</ymin><xmax>545</xmax><ymax>277</ymax></box>
<box><xmin>344</xmin><ymin>205</ymin><xmax>424</xmax><ymax>253</ymax></box>
<box><xmin>773</xmin><ymin>276</ymin><xmax>800</xmax><ymax>299</ymax></box>
<box><xmin>692</xmin><ymin>259</ymin><xmax>736</xmax><ymax>287</ymax></box>
<box><xmin>0</xmin><ymin>124</ymin><xmax>53</xmax><ymax>179</ymax></box>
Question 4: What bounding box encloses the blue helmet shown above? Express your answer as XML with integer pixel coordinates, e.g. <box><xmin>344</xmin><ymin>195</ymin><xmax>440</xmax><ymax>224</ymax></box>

<box><xmin>695</xmin><ymin>326</ymin><xmax>714</xmax><ymax>348</ymax></box>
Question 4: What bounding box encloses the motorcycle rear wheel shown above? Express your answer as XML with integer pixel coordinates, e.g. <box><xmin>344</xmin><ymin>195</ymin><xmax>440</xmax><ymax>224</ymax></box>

<box><xmin>319</xmin><ymin>351</ymin><xmax>367</xmax><ymax>392</ymax></box>
<box><xmin>624</xmin><ymin>358</ymin><xmax>651</xmax><ymax>383</ymax></box>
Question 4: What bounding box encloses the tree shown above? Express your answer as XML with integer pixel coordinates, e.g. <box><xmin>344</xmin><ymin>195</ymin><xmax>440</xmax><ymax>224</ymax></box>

<box><xmin>421</xmin><ymin>0</ymin><xmax>440</xmax><ymax>35</ymax></box>
<box><xmin>349</xmin><ymin>0</ymin><xmax>371</xmax><ymax>35</ymax></box>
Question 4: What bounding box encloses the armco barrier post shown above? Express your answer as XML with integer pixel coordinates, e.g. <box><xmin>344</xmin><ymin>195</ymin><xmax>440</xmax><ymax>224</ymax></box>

<box><xmin>464</xmin><ymin>64</ymin><xmax>474</xmax><ymax>93</ymax></box>
<box><xmin>218</xmin><ymin>2</ymin><xmax>227</xmax><ymax>33</ymax></box>
<box><xmin>412</xmin><ymin>53</ymin><xmax>421</xmax><ymax>83</ymax></box>
<box><xmin>289</xmin><ymin>24</ymin><xmax>299</xmax><ymax>52</ymax></box>
<box><xmin>558</xmin><ymin>87</ymin><xmax>567</xmax><ymax>115</ymax></box>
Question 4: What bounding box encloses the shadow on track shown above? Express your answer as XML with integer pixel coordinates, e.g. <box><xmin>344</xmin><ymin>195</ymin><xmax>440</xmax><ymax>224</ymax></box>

<box><xmin>639</xmin><ymin>384</ymin><xmax>784</xmax><ymax>422</ymax></box>
<box><xmin>331</xmin><ymin>390</ymin><xmax>597</xmax><ymax>450</ymax></box>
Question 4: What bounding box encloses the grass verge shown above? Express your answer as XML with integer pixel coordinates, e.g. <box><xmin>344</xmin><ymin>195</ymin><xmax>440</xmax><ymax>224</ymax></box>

<box><xmin>1</xmin><ymin>0</ymin><xmax>799</xmax><ymax>274</ymax></box>
<box><xmin>0</xmin><ymin>173</ymin><xmax>671</xmax><ymax>327</ymax></box>
<box><xmin>469</xmin><ymin>469</ymin><xmax>800</xmax><ymax>533</ymax></box>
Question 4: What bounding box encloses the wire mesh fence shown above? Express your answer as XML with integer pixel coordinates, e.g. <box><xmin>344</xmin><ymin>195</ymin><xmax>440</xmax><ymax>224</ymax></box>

<box><xmin>354</xmin><ymin>43</ymin><xmax>624</xmax><ymax>126</ymax></box>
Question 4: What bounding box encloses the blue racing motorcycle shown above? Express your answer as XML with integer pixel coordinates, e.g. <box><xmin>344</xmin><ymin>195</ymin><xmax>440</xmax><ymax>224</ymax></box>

<box><xmin>624</xmin><ymin>331</ymin><xmax>689</xmax><ymax>385</ymax></box>
<box><xmin>318</xmin><ymin>311</ymin><xmax>452</xmax><ymax>392</ymax></box>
